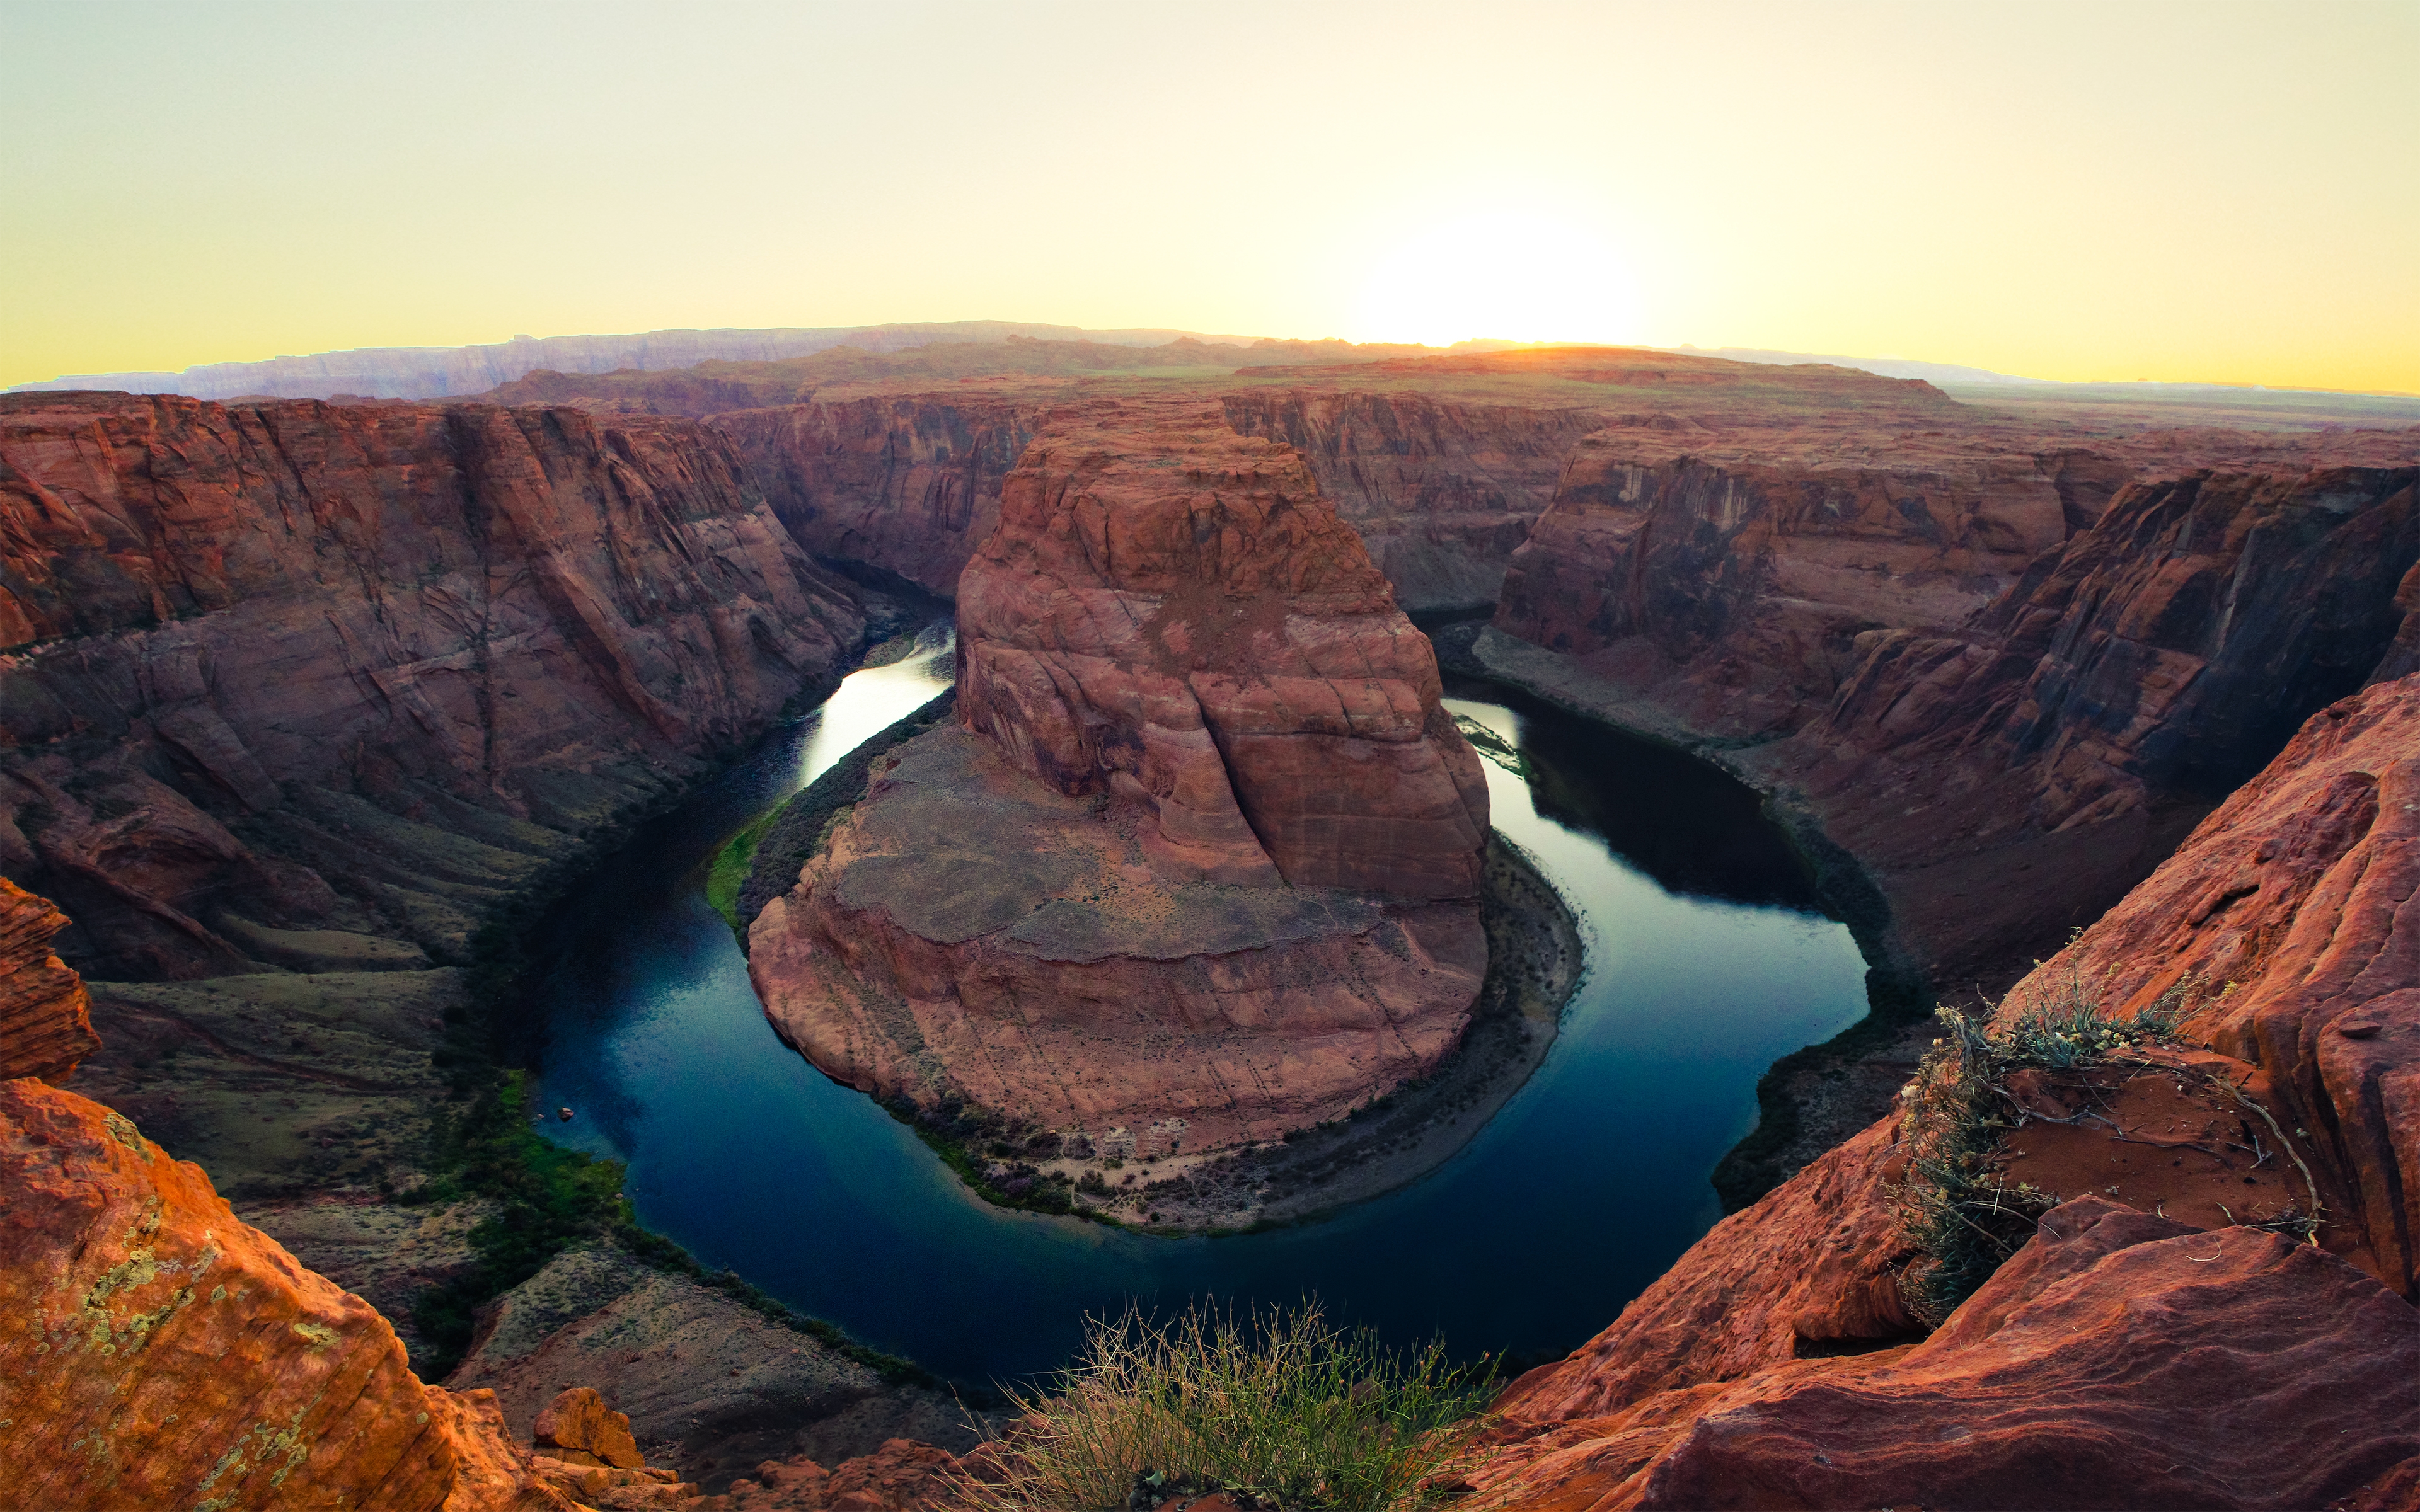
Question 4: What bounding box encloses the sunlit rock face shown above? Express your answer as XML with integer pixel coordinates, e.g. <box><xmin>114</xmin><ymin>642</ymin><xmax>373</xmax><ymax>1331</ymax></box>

<box><xmin>956</xmin><ymin>401</ymin><xmax>1489</xmax><ymax>900</ymax></box>
<box><xmin>749</xmin><ymin>401</ymin><xmax>1488</xmax><ymax>1156</ymax></box>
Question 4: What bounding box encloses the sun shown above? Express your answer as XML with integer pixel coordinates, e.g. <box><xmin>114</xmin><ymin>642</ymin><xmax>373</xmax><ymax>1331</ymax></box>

<box><xmin>1353</xmin><ymin>212</ymin><xmax>1638</xmax><ymax>348</ymax></box>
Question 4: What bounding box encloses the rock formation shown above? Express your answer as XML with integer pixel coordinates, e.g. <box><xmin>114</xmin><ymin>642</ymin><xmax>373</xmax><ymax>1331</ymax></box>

<box><xmin>1746</xmin><ymin>463</ymin><xmax>2420</xmax><ymax>987</ymax></box>
<box><xmin>1475</xmin><ymin>674</ymin><xmax>2420</xmax><ymax>1509</ymax></box>
<box><xmin>0</xmin><ymin>391</ymin><xmax>872</xmax><ymax>978</ymax></box>
<box><xmin>0</xmin><ymin>876</ymin><xmax>99</xmax><ymax>1080</ymax></box>
<box><xmin>1478</xmin><ymin>1197</ymin><xmax>2420</xmax><ymax>1511</ymax></box>
<box><xmin>710</xmin><ymin>398</ymin><xmax>1039</xmax><ymax>596</ymax></box>
<box><xmin>1220</xmin><ymin>391</ymin><xmax>1601</xmax><ymax>612</ymax></box>
<box><xmin>1494</xmin><ymin>435</ymin><xmax>2078</xmax><ymax>741</ymax></box>
<box><xmin>0</xmin><ymin>1074</ymin><xmax>588</xmax><ymax>1511</ymax></box>
<box><xmin>749</xmin><ymin>401</ymin><xmax>1489</xmax><ymax>1157</ymax></box>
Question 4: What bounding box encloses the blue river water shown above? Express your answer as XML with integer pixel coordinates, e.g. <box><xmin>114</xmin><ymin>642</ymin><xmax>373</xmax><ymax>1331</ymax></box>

<box><xmin>528</xmin><ymin>622</ymin><xmax>1867</xmax><ymax>1383</ymax></box>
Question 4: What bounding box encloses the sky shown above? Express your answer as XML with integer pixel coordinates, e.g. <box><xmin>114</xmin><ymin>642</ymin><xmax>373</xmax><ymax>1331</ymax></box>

<box><xmin>5</xmin><ymin>1</ymin><xmax>2416</xmax><ymax>392</ymax></box>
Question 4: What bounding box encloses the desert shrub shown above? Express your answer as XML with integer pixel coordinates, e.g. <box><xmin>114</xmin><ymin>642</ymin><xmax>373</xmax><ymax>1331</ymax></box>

<box><xmin>955</xmin><ymin>1301</ymin><xmax>1498</xmax><ymax>1512</ymax></box>
<box><xmin>1892</xmin><ymin>963</ymin><xmax>2192</xmax><ymax>1326</ymax></box>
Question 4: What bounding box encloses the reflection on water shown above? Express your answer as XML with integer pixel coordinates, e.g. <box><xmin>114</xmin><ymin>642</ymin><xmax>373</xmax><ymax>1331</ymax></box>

<box><xmin>531</xmin><ymin>632</ymin><xmax>1867</xmax><ymax>1383</ymax></box>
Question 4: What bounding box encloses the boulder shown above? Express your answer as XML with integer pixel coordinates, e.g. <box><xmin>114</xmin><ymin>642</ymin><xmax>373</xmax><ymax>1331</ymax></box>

<box><xmin>0</xmin><ymin>1077</ymin><xmax>575</xmax><ymax>1511</ymax></box>
<box><xmin>0</xmin><ymin>877</ymin><xmax>98</xmax><ymax>1080</ymax></box>
<box><xmin>533</xmin><ymin>1387</ymin><xmax>645</xmax><ymax>1470</ymax></box>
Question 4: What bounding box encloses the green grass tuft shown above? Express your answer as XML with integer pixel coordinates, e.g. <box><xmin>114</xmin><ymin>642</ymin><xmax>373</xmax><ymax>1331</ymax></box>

<box><xmin>955</xmin><ymin>1300</ymin><xmax>1499</xmax><ymax>1512</ymax></box>
<box><xmin>1891</xmin><ymin>954</ymin><xmax>2192</xmax><ymax>1327</ymax></box>
<box><xmin>706</xmin><ymin>803</ymin><xmax>783</xmax><ymax>935</ymax></box>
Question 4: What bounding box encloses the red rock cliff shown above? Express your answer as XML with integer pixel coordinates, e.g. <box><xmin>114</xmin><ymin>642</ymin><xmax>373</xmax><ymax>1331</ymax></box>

<box><xmin>1219</xmin><ymin>391</ymin><xmax>1601</xmax><ymax>612</ymax></box>
<box><xmin>957</xmin><ymin>401</ymin><xmax>1488</xmax><ymax>898</ymax></box>
<box><xmin>0</xmin><ymin>876</ymin><xmax>99</xmax><ymax>1081</ymax></box>
<box><xmin>0</xmin><ymin>392</ymin><xmax>869</xmax><ymax>978</ymax></box>
<box><xmin>1475</xmin><ymin>675</ymin><xmax>2420</xmax><ymax>1509</ymax></box>
<box><xmin>709</xmin><ymin>398</ymin><xmax>1039</xmax><ymax>597</ymax></box>
<box><xmin>0</xmin><ymin>1073</ymin><xmax>601</xmax><ymax>1511</ymax></box>
<box><xmin>1751</xmin><ymin>464</ymin><xmax>2420</xmax><ymax>985</ymax></box>
<box><xmin>747</xmin><ymin>401</ymin><xmax>1489</xmax><ymax>1161</ymax></box>
<box><xmin>1493</xmin><ymin>431</ymin><xmax>2082</xmax><ymax>741</ymax></box>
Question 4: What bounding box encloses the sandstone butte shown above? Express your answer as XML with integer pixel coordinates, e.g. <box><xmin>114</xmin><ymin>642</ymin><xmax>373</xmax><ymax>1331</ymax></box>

<box><xmin>0</xmin><ymin>391</ymin><xmax>872</xmax><ymax>981</ymax></box>
<box><xmin>747</xmin><ymin>400</ymin><xmax>1491</xmax><ymax>1155</ymax></box>
<box><xmin>1470</xmin><ymin>671</ymin><xmax>2420</xmax><ymax>1511</ymax></box>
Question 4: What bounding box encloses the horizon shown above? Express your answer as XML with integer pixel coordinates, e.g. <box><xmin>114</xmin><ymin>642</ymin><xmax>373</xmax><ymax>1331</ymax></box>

<box><xmin>6</xmin><ymin>3</ymin><xmax>2415</xmax><ymax>394</ymax></box>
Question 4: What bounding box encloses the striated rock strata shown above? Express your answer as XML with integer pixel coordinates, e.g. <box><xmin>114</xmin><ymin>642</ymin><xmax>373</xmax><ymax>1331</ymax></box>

<box><xmin>749</xmin><ymin>403</ymin><xmax>1488</xmax><ymax>1156</ymax></box>
<box><xmin>1220</xmin><ymin>391</ymin><xmax>1601</xmax><ymax>612</ymax></box>
<box><xmin>1750</xmin><ymin>463</ymin><xmax>2420</xmax><ymax>987</ymax></box>
<box><xmin>0</xmin><ymin>391</ymin><xmax>870</xmax><ymax>979</ymax></box>
<box><xmin>710</xmin><ymin>399</ymin><xmax>1038</xmax><ymax>597</ymax></box>
<box><xmin>0</xmin><ymin>875</ymin><xmax>99</xmax><ymax>1080</ymax></box>
<box><xmin>1477</xmin><ymin>675</ymin><xmax>2420</xmax><ymax>1509</ymax></box>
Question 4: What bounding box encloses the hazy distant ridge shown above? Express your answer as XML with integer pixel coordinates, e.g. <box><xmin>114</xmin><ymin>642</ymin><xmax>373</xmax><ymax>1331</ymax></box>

<box><xmin>4</xmin><ymin>320</ymin><xmax>1268</xmax><ymax>402</ymax></box>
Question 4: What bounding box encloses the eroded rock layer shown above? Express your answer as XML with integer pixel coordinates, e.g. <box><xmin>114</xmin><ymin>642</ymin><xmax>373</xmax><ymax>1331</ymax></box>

<box><xmin>957</xmin><ymin>401</ymin><xmax>1489</xmax><ymax>899</ymax></box>
<box><xmin>0</xmin><ymin>876</ymin><xmax>98</xmax><ymax>1080</ymax></box>
<box><xmin>0</xmin><ymin>1076</ymin><xmax>574</xmax><ymax>1511</ymax></box>
<box><xmin>0</xmin><ymin>391</ymin><xmax>870</xmax><ymax>979</ymax></box>
<box><xmin>1220</xmin><ymin>391</ymin><xmax>1601</xmax><ymax>612</ymax></box>
<box><xmin>1477</xmin><ymin>677</ymin><xmax>2420</xmax><ymax>1509</ymax></box>
<box><xmin>750</xmin><ymin>402</ymin><xmax>1489</xmax><ymax>1153</ymax></box>
<box><xmin>711</xmin><ymin>398</ymin><xmax>1038</xmax><ymax>597</ymax></box>
<box><xmin>1751</xmin><ymin>464</ymin><xmax>2420</xmax><ymax>985</ymax></box>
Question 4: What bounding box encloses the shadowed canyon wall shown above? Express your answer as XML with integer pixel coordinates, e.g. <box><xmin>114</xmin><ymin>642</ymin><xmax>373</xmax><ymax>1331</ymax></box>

<box><xmin>0</xmin><ymin>391</ymin><xmax>872</xmax><ymax>980</ymax></box>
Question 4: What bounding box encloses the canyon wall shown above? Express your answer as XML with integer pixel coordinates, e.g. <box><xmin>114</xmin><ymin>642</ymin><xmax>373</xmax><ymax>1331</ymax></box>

<box><xmin>1493</xmin><ymin>432</ymin><xmax>2082</xmax><ymax>741</ymax></box>
<box><xmin>1220</xmin><ymin>391</ymin><xmax>1602</xmax><ymax>611</ymax></box>
<box><xmin>748</xmin><ymin>401</ymin><xmax>1490</xmax><ymax>1160</ymax></box>
<box><xmin>1475</xmin><ymin>675</ymin><xmax>2420</xmax><ymax>1509</ymax></box>
<box><xmin>708</xmin><ymin>398</ymin><xmax>1040</xmax><ymax>597</ymax></box>
<box><xmin>1746</xmin><ymin>464</ymin><xmax>2420</xmax><ymax>986</ymax></box>
<box><xmin>0</xmin><ymin>392</ymin><xmax>871</xmax><ymax>979</ymax></box>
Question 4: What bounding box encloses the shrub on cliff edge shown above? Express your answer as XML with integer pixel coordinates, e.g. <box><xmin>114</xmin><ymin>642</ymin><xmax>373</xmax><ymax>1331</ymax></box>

<box><xmin>1891</xmin><ymin>961</ymin><xmax>2192</xmax><ymax>1326</ymax></box>
<box><xmin>955</xmin><ymin>1301</ymin><xmax>1497</xmax><ymax>1512</ymax></box>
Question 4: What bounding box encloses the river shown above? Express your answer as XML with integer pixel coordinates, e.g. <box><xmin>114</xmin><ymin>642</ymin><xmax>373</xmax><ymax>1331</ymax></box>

<box><xmin>528</xmin><ymin>621</ymin><xmax>1867</xmax><ymax>1383</ymax></box>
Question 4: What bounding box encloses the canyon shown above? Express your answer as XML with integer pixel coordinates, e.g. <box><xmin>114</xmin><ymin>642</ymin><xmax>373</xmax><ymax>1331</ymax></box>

<box><xmin>1469</xmin><ymin>669</ymin><xmax>2420</xmax><ymax>1511</ymax></box>
<box><xmin>9</xmin><ymin>336</ymin><xmax>2420</xmax><ymax>1506</ymax></box>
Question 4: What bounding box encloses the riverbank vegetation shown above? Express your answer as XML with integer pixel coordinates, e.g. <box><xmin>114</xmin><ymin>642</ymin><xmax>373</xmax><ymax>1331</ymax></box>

<box><xmin>955</xmin><ymin>1301</ymin><xmax>1499</xmax><ymax>1512</ymax></box>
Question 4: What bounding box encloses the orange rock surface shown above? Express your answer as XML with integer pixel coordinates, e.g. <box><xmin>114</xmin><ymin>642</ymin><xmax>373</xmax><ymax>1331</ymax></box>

<box><xmin>0</xmin><ymin>1075</ymin><xmax>584</xmax><ymax>1511</ymax></box>
<box><xmin>1986</xmin><ymin>668</ymin><xmax>2420</xmax><ymax>1295</ymax></box>
<box><xmin>1482</xmin><ymin>677</ymin><xmax>2420</xmax><ymax>1508</ymax></box>
<box><xmin>958</xmin><ymin>401</ymin><xmax>1487</xmax><ymax>898</ymax></box>
<box><xmin>0</xmin><ymin>876</ymin><xmax>98</xmax><ymax>1080</ymax></box>
<box><xmin>749</xmin><ymin>402</ymin><xmax>1488</xmax><ymax>1155</ymax></box>
<box><xmin>1478</xmin><ymin>1198</ymin><xmax>2420</xmax><ymax>1511</ymax></box>
<box><xmin>700</xmin><ymin>1438</ymin><xmax>962</xmax><ymax>1511</ymax></box>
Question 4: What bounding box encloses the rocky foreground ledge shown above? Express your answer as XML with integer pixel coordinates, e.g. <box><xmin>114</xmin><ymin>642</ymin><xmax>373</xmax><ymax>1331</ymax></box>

<box><xmin>1469</xmin><ymin>672</ymin><xmax>2420</xmax><ymax>1510</ymax></box>
<box><xmin>748</xmin><ymin>401</ymin><xmax>1497</xmax><ymax>1182</ymax></box>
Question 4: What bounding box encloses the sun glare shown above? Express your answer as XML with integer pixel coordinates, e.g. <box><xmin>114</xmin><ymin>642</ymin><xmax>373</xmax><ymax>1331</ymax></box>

<box><xmin>1353</xmin><ymin>212</ymin><xmax>1637</xmax><ymax>348</ymax></box>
